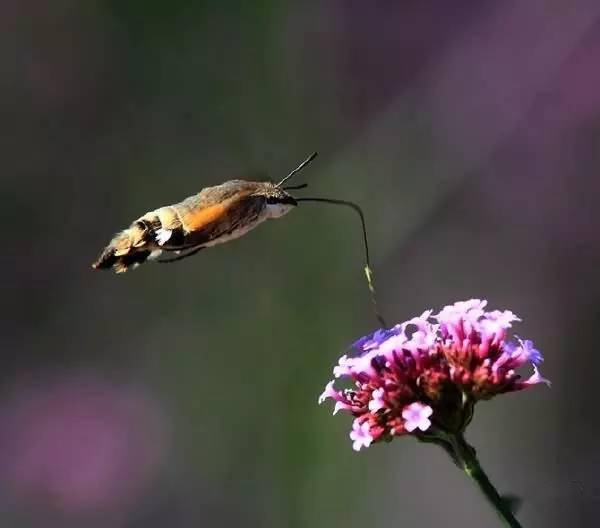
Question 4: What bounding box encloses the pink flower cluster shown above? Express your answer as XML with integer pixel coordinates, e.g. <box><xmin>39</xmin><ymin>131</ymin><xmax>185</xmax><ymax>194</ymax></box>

<box><xmin>319</xmin><ymin>300</ymin><xmax>549</xmax><ymax>451</ymax></box>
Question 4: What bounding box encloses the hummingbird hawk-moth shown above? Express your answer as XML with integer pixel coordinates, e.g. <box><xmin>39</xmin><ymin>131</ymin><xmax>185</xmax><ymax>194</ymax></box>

<box><xmin>92</xmin><ymin>152</ymin><xmax>386</xmax><ymax>325</ymax></box>
<box><xmin>92</xmin><ymin>153</ymin><xmax>317</xmax><ymax>273</ymax></box>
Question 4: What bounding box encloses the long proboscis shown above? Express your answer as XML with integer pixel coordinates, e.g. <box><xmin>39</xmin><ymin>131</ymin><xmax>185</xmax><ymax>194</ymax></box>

<box><xmin>296</xmin><ymin>197</ymin><xmax>387</xmax><ymax>328</ymax></box>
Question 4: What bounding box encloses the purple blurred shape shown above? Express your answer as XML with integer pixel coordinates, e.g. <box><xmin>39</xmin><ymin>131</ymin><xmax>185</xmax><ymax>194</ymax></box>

<box><xmin>0</xmin><ymin>374</ymin><xmax>168</xmax><ymax>516</ymax></box>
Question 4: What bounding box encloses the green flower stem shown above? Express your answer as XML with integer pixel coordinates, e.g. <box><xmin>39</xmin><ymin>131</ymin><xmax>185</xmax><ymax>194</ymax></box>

<box><xmin>448</xmin><ymin>433</ymin><xmax>523</xmax><ymax>528</ymax></box>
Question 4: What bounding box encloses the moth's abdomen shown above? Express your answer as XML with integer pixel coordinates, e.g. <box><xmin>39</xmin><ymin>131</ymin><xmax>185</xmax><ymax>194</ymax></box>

<box><xmin>92</xmin><ymin>206</ymin><xmax>184</xmax><ymax>273</ymax></box>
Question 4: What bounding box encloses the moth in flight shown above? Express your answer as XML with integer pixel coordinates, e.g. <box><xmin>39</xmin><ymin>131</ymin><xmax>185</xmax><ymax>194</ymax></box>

<box><xmin>92</xmin><ymin>152</ymin><xmax>386</xmax><ymax>325</ymax></box>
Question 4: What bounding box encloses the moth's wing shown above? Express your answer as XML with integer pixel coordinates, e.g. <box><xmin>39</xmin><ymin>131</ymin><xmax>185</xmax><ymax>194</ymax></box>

<box><xmin>140</xmin><ymin>180</ymin><xmax>255</xmax><ymax>250</ymax></box>
<box><xmin>176</xmin><ymin>190</ymin><xmax>266</xmax><ymax>247</ymax></box>
<box><xmin>197</xmin><ymin>179</ymin><xmax>262</xmax><ymax>204</ymax></box>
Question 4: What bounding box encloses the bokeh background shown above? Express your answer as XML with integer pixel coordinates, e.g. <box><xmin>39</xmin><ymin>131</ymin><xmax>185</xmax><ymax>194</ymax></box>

<box><xmin>3</xmin><ymin>1</ymin><xmax>600</xmax><ymax>526</ymax></box>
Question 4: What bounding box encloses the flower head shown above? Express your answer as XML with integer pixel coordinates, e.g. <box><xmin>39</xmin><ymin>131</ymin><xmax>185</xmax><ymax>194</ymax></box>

<box><xmin>319</xmin><ymin>299</ymin><xmax>549</xmax><ymax>451</ymax></box>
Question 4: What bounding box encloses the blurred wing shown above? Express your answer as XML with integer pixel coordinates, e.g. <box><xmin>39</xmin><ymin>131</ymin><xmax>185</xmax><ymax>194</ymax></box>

<box><xmin>174</xmin><ymin>193</ymin><xmax>266</xmax><ymax>248</ymax></box>
<box><xmin>181</xmin><ymin>202</ymin><xmax>231</xmax><ymax>232</ymax></box>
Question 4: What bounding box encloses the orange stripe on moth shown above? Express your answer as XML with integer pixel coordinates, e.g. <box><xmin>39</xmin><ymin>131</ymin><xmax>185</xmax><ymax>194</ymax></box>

<box><xmin>182</xmin><ymin>202</ymin><xmax>230</xmax><ymax>232</ymax></box>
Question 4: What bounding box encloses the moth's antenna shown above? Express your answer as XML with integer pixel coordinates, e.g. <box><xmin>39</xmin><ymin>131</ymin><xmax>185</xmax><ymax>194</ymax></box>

<box><xmin>295</xmin><ymin>197</ymin><xmax>387</xmax><ymax>328</ymax></box>
<box><xmin>276</xmin><ymin>152</ymin><xmax>318</xmax><ymax>187</ymax></box>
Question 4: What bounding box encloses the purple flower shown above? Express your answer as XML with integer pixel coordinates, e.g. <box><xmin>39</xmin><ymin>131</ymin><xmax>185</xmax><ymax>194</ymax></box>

<box><xmin>523</xmin><ymin>364</ymin><xmax>551</xmax><ymax>387</ymax></box>
<box><xmin>510</xmin><ymin>337</ymin><xmax>543</xmax><ymax>365</ymax></box>
<box><xmin>352</xmin><ymin>328</ymin><xmax>399</xmax><ymax>354</ymax></box>
<box><xmin>318</xmin><ymin>380</ymin><xmax>338</xmax><ymax>404</ymax></box>
<box><xmin>349</xmin><ymin>419</ymin><xmax>374</xmax><ymax>451</ymax></box>
<box><xmin>402</xmin><ymin>402</ymin><xmax>433</xmax><ymax>433</ymax></box>
<box><xmin>318</xmin><ymin>381</ymin><xmax>354</xmax><ymax>415</ymax></box>
<box><xmin>319</xmin><ymin>299</ymin><xmax>549</xmax><ymax>451</ymax></box>
<box><xmin>368</xmin><ymin>388</ymin><xmax>386</xmax><ymax>412</ymax></box>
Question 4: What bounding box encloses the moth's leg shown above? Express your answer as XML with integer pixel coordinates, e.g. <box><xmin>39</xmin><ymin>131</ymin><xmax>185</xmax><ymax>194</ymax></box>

<box><xmin>157</xmin><ymin>246</ymin><xmax>205</xmax><ymax>264</ymax></box>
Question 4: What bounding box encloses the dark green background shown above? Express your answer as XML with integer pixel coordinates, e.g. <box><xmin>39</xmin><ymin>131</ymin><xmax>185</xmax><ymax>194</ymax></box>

<box><xmin>3</xmin><ymin>2</ymin><xmax>600</xmax><ymax>527</ymax></box>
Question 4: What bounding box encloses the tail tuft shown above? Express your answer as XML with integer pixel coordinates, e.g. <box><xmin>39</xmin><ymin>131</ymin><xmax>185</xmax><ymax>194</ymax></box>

<box><xmin>92</xmin><ymin>246</ymin><xmax>118</xmax><ymax>270</ymax></box>
<box><xmin>92</xmin><ymin>226</ymin><xmax>151</xmax><ymax>273</ymax></box>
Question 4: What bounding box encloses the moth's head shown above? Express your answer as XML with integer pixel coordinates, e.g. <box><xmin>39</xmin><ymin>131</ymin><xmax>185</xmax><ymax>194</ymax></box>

<box><xmin>258</xmin><ymin>151</ymin><xmax>317</xmax><ymax>218</ymax></box>
<box><xmin>262</xmin><ymin>183</ymin><xmax>297</xmax><ymax>218</ymax></box>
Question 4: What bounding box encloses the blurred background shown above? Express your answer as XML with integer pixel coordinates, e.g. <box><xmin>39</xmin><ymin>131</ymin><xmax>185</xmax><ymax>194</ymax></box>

<box><xmin>3</xmin><ymin>1</ymin><xmax>600</xmax><ymax>526</ymax></box>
